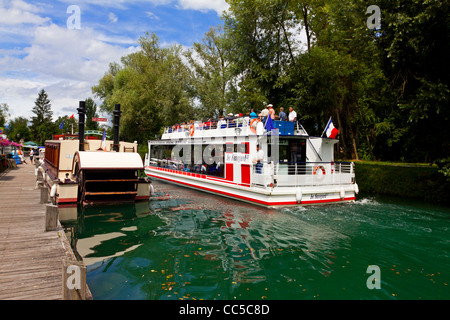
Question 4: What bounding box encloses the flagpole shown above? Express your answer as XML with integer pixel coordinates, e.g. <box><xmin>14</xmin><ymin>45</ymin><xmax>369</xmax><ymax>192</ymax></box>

<box><xmin>321</xmin><ymin>117</ymin><xmax>331</xmax><ymax>138</ymax></box>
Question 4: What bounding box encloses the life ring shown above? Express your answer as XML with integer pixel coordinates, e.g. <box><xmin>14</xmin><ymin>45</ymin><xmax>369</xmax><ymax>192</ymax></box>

<box><xmin>313</xmin><ymin>165</ymin><xmax>326</xmax><ymax>175</ymax></box>
<box><xmin>250</xmin><ymin>118</ymin><xmax>260</xmax><ymax>133</ymax></box>
<box><xmin>189</xmin><ymin>125</ymin><xmax>195</xmax><ymax>136</ymax></box>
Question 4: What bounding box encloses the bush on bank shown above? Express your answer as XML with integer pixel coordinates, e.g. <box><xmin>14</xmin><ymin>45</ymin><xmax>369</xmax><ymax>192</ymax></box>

<box><xmin>355</xmin><ymin>162</ymin><xmax>450</xmax><ymax>205</ymax></box>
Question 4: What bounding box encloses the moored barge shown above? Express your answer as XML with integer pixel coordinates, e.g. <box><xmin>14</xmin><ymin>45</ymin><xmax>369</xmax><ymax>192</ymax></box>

<box><xmin>38</xmin><ymin>102</ymin><xmax>150</xmax><ymax>207</ymax></box>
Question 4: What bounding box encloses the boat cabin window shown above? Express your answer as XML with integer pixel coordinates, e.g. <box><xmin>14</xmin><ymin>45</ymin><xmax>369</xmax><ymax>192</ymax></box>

<box><xmin>150</xmin><ymin>143</ymin><xmax>225</xmax><ymax>178</ymax></box>
<box><xmin>226</xmin><ymin>142</ymin><xmax>248</xmax><ymax>154</ymax></box>
<box><xmin>44</xmin><ymin>143</ymin><xmax>60</xmax><ymax>169</ymax></box>
<box><xmin>278</xmin><ymin>137</ymin><xmax>307</xmax><ymax>164</ymax></box>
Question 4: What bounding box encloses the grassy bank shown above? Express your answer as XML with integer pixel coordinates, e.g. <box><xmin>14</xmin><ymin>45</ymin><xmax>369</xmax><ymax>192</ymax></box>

<box><xmin>355</xmin><ymin>161</ymin><xmax>450</xmax><ymax>205</ymax></box>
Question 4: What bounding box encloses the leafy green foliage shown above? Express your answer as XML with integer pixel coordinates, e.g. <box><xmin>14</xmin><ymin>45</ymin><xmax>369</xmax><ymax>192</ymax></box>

<box><xmin>92</xmin><ymin>33</ymin><xmax>194</xmax><ymax>144</ymax></box>
<box><xmin>89</xmin><ymin>0</ymin><xmax>449</xmax><ymax>173</ymax></box>
<box><xmin>30</xmin><ymin>89</ymin><xmax>57</xmax><ymax>145</ymax></box>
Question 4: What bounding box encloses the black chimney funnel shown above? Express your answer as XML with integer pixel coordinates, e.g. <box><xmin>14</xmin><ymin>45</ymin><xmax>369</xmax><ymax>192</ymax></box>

<box><xmin>113</xmin><ymin>104</ymin><xmax>121</xmax><ymax>152</ymax></box>
<box><xmin>77</xmin><ymin>101</ymin><xmax>86</xmax><ymax>151</ymax></box>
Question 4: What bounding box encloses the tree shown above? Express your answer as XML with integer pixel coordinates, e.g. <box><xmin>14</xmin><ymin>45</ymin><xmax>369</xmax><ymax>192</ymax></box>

<box><xmin>223</xmin><ymin>0</ymin><xmax>296</xmax><ymax>107</ymax></box>
<box><xmin>6</xmin><ymin>117</ymin><xmax>30</xmax><ymax>142</ymax></box>
<box><xmin>184</xmin><ymin>26</ymin><xmax>239</xmax><ymax>118</ymax></box>
<box><xmin>55</xmin><ymin>115</ymin><xmax>77</xmax><ymax>135</ymax></box>
<box><xmin>0</xmin><ymin>103</ymin><xmax>9</xmax><ymax>128</ymax></box>
<box><xmin>375</xmin><ymin>0</ymin><xmax>450</xmax><ymax>162</ymax></box>
<box><xmin>85</xmin><ymin>98</ymin><xmax>100</xmax><ymax>131</ymax></box>
<box><xmin>30</xmin><ymin>89</ymin><xmax>57</xmax><ymax>145</ymax></box>
<box><xmin>92</xmin><ymin>33</ymin><xmax>195</xmax><ymax>143</ymax></box>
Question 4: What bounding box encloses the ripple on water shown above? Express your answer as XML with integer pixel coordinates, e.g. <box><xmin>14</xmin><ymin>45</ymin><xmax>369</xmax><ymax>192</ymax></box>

<box><xmin>70</xmin><ymin>182</ymin><xmax>450</xmax><ymax>300</ymax></box>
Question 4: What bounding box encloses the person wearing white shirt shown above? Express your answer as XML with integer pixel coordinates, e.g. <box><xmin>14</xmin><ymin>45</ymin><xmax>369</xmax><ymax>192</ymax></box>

<box><xmin>288</xmin><ymin>107</ymin><xmax>297</xmax><ymax>122</ymax></box>
<box><xmin>217</xmin><ymin>116</ymin><xmax>226</xmax><ymax>129</ymax></box>
<box><xmin>259</xmin><ymin>106</ymin><xmax>269</xmax><ymax>119</ymax></box>
<box><xmin>252</xmin><ymin>145</ymin><xmax>264</xmax><ymax>174</ymax></box>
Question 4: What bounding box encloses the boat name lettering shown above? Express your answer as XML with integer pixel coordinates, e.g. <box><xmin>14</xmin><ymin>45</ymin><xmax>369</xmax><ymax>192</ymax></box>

<box><xmin>310</xmin><ymin>194</ymin><xmax>327</xmax><ymax>200</ymax></box>
<box><xmin>225</xmin><ymin>153</ymin><xmax>250</xmax><ymax>163</ymax></box>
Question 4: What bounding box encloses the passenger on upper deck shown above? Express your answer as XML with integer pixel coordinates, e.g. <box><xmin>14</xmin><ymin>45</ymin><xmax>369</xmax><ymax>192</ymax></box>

<box><xmin>259</xmin><ymin>105</ymin><xmax>269</xmax><ymax>118</ymax></box>
<box><xmin>217</xmin><ymin>115</ymin><xmax>226</xmax><ymax>128</ymax></box>
<box><xmin>204</xmin><ymin>118</ymin><xmax>214</xmax><ymax>129</ymax></box>
<box><xmin>268</xmin><ymin>104</ymin><xmax>275</xmax><ymax>120</ymax></box>
<box><xmin>233</xmin><ymin>113</ymin><xmax>244</xmax><ymax>125</ymax></box>
<box><xmin>250</xmin><ymin>109</ymin><xmax>258</xmax><ymax>119</ymax></box>
<box><xmin>288</xmin><ymin>107</ymin><xmax>297</xmax><ymax>122</ymax></box>
<box><xmin>279</xmin><ymin>107</ymin><xmax>286</xmax><ymax>121</ymax></box>
<box><xmin>259</xmin><ymin>105</ymin><xmax>269</xmax><ymax>122</ymax></box>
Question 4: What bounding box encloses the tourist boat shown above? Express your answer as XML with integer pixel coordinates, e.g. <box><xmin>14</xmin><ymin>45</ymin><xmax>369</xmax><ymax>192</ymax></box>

<box><xmin>144</xmin><ymin>117</ymin><xmax>359</xmax><ymax>207</ymax></box>
<box><xmin>38</xmin><ymin>102</ymin><xmax>150</xmax><ymax>207</ymax></box>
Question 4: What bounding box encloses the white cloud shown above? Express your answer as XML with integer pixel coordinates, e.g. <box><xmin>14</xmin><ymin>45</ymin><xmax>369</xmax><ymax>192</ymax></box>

<box><xmin>0</xmin><ymin>77</ymin><xmax>45</xmax><ymax>119</ymax></box>
<box><xmin>21</xmin><ymin>24</ymin><xmax>138</xmax><ymax>81</ymax></box>
<box><xmin>57</xmin><ymin>0</ymin><xmax>229</xmax><ymax>15</ymax></box>
<box><xmin>145</xmin><ymin>11</ymin><xmax>160</xmax><ymax>20</ymax></box>
<box><xmin>0</xmin><ymin>22</ymin><xmax>139</xmax><ymax>120</ymax></box>
<box><xmin>0</xmin><ymin>0</ymin><xmax>226</xmax><ymax>121</ymax></box>
<box><xmin>177</xmin><ymin>0</ymin><xmax>229</xmax><ymax>15</ymax></box>
<box><xmin>108</xmin><ymin>12</ymin><xmax>118</xmax><ymax>23</ymax></box>
<box><xmin>0</xmin><ymin>0</ymin><xmax>51</xmax><ymax>25</ymax></box>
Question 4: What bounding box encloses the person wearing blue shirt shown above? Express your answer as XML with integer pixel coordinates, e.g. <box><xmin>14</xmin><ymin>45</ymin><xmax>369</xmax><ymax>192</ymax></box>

<box><xmin>279</xmin><ymin>107</ymin><xmax>287</xmax><ymax>121</ymax></box>
<box><xmin>250</xmin><ymin>108</ymin><xmax>258</xmax><ymax>119</ymax></box>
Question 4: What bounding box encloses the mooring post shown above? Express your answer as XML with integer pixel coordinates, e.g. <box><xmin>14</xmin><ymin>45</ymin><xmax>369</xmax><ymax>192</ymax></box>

<box><xmin>113</xmin><ymin>104</ymin><xmax>121</xmax><ymax>152</ymax></box>
<box><xmin>62</xmin><ymin>259</ymin><xmax>87</xmax><ymax>300</ymax></box>
<box><xmin>40</xmin><ymin>186</ymin><xmax>48</xmax><ymax>204</ymax></box>
<box><xmin>45</xmin><ymin>204</ymin><xmax>58</xmax><ymax>232</ymax></box>
<box><xmin>36</xmin><ymin>170</ymin><xmax>43</xmax><ymax>189</ymax></box>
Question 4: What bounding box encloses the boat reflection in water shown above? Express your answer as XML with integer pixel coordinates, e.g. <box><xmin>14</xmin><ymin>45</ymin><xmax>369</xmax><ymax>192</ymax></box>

<box><xmin>60</xmin><ymin>180</ymin><xmax>349</xmax><ymax>300</ymax></box>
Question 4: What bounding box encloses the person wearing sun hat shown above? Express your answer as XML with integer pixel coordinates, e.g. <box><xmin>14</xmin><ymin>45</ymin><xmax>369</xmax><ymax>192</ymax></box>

<box><xmin>268</xmin><ymin>104</ymin><xmax>275</xmax><ymax>120</ymax></box>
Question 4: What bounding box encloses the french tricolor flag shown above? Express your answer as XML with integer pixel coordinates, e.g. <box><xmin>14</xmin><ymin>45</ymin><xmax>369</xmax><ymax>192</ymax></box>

<box><xmin>324</xmin><ymin>117</ymin><xmax>339</xmax><ymax>139</ymax></box>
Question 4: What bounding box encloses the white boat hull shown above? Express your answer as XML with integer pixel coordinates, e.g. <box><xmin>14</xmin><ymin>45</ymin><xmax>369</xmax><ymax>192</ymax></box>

<box><xmin>145</xmin><ymin>167</ymin><xmax>356</xmax><ymax>207</ymax></box>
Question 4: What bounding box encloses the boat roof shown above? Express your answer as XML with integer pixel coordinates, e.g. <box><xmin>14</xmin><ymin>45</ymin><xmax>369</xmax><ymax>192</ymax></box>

<box><xmin>74</xmin><ymin>151</ymin><xmax>144</xmax><ymax>170</ymax></box>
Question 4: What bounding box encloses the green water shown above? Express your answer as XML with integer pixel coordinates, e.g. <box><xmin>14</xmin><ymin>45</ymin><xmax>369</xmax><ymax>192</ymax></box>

<box><xmin>62</xmin><ymin>181</ymin><xmax>450</xmax><ymax>300</ymax></box>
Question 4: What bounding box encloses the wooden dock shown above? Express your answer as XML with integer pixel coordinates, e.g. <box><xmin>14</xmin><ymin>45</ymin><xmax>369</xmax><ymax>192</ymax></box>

<box><xmin>0</xmin><ymin>163</ymin><xmax>78</xmax><ymax>300</ymax></box>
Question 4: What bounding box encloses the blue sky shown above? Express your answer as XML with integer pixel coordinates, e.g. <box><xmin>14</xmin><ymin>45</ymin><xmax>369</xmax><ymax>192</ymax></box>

<box><xmin>0</xmin><ymin>0</ymin><xmax>228</xmax><ymax>120</ymax></box>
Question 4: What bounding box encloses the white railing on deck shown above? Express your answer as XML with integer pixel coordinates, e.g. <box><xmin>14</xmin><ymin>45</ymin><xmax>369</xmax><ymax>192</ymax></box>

<box><xmin>251</xmin><ymin>162</ymin><xmax>354</xmax><ymax>188</ymax></box>
<box><xmin>162</xmin><ymin>117</ymin><xmax>266</xmax><ymax>138</ymax></box>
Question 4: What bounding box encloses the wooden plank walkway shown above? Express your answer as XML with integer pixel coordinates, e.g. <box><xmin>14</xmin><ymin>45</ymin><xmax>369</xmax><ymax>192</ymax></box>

<box><xmin>0</xmin><ymin>163</ymin><xmax>75</xmax><ymax>300</ymax></box>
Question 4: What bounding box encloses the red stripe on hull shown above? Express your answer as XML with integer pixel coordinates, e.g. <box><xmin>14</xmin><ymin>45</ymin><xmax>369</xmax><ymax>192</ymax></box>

<box><xmin>57</xmin><ymin>198</ymin><xmax>78</xmax><ymax>204</ymax></box>
<box><xmin>147</xmin><ymin>172</ymin><xmax>355</xmax><ymax>207</ymax></box>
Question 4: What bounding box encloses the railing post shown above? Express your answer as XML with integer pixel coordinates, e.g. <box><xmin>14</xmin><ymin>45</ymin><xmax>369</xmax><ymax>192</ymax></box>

<box><xmin>295</xmin><ymin>163</ymin><xmax>298</xmax><ymax>187</ymax></box>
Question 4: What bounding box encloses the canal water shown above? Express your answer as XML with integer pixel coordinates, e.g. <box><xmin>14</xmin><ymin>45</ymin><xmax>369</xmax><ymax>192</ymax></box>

<box><xmin>61</xmin><ymin>180</ymin><xmax>449</xmax><ymax>300</ymax></box>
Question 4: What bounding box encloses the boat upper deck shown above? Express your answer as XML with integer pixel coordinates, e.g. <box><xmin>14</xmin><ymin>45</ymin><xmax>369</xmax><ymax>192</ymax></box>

<box><xmin>161</xmin><ymin>117</ymin><xmax>308</xmax><ymax>140</ymax></box>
